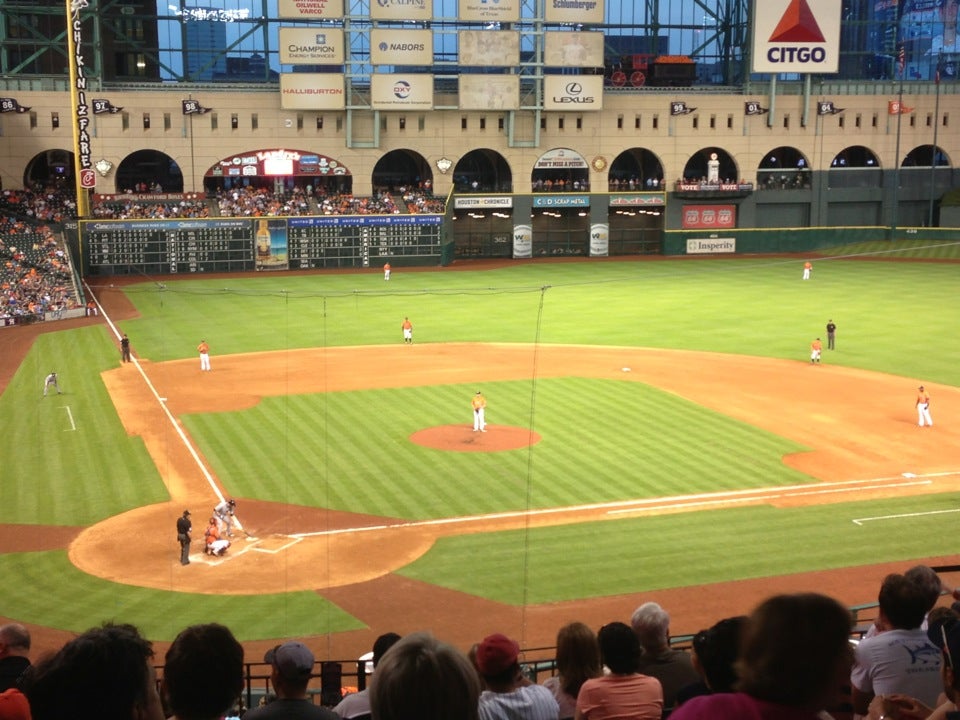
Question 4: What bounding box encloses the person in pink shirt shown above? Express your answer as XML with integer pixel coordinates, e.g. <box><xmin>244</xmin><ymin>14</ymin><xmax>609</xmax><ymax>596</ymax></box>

<box><xmin>670</xmin><ymin>593</ymin><xmax>854</xmax><ymax>720</ymax></box>
<box><xmin>575</xmin><ymin>622</ymin><xmax>662</xmax><ymax>720</ymax></box>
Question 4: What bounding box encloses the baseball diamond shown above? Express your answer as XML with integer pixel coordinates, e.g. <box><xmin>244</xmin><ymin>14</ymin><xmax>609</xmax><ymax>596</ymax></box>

<box><xmin>1</xmin><ymin>255</ymin><xmax>959</xmax><ymax>667</ymax></box>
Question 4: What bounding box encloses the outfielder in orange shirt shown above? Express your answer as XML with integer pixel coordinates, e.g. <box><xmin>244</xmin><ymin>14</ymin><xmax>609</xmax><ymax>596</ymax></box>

<box><xmin>472</xmin><ymin>391</ymin><xmax>487</xmax><ymax>432</ymax></box>
<box><xmin>810</xmin><ymin>338</ymin><xmax>822</xmax><ymax>364</ymax></box>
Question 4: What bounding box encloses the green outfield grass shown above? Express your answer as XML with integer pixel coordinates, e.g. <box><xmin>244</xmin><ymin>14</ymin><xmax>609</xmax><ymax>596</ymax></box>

<box><xmin>2</xmin><ymin>251</ymin><xmax>959</xmax><ymax>640</ymax></box>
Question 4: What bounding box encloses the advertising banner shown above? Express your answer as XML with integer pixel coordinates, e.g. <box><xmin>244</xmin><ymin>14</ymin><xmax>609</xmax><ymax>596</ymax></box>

<box><xmin>752</xmin><ymin>0</ymin><xmax>841</xmax><ymax>74</ymax></box>
<box><xmin>544</xmin><ymin>32</ymin><xmax>605</xmax><ymax>68</ymax></box>
<box><xmin>589</xmin><ymin>223</ymin><xmax>609</xmax><ymax>257</ymax></box>
<box><xmin>371</xmin><ymin>29</ymin><xmax>433</xmax><ymax>66</ymax></box>
<box><xmin>279</xmin><ymin>74</ymin><xmax>345</xmax><ymax>110</ymax></box>
<box><xmin>681</xmin><ymin>204</ymin><xmax>737</xmax><ymax>229</ymax></box>
<box><xmin>279</xmin><ymin>28</ymin><xmax>344</xmax><ymax>64</ymax></box>
<box><xmin>534</xmin><ymin>148</ymin><xmax>588</xmax><ymax>170</ymax></box>
<box><xmin>513</xmin><ymin>224</ymin><xmax>532</xmax><ymax>258</ymax></box>
<box><xmin>459</xmin><ymin>75</ymin><xmax>519</xmax><ymax>110</ymax></box>
<box><xmin>459</xmin><ymin>0</ymin><xmax>519</xmax><ymax>23</ymax></box>
<box><xmin>371</xmin><ymin>74</ymin><xmax>434</xmax><ymax>110</ymax></box>
<box><xmin>278</xmin><ymin>0</ymin><xmax>343</xmax><ymax>19</ymax></box>
<box><xmin>370</xmin><ymin>0</ymin><xmax>432</xmax><ymax>20</ymax></box>
<box><xmin>454</xmin><ymin>197</ymin><xmax>514</xmax><ymax>209</ymax></box>
<box><xmin>543</xmin><ymin>75</ymin><xmax>603</xmax><ymax>110</ymax></box>
<box><xmin>458</xmin><ymin>31</ymin><xmax>520</xmax><ymax>67</ymax></box>
<box><xmin>686</xmin><ymin>237</ymin><xmax>736</xmax><ymax>254</ymax></box>
<box><xmin>545</xmin><ymin>0</ymin><xmax>604</xmax><ymax>25</ymax></box>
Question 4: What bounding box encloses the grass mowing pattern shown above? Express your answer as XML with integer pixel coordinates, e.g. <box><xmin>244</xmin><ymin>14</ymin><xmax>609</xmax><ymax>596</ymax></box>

<box><xmin>397</xmin><ymin>493</ymin><xmax>960</xmax><ymax>605</ymax></box>
<box><xmin>0</xmin><ymin>551</ymin><xmax>363</xmax><ymax>641</ymax></box>
<box><xmin>181</xmin><ymin>379</ymin><xmax>812</xmax><ymax>520</ymax></box>
<box><xmin>112</xmin><ymin>259</ymin><xmax>960</xmax><ymax>386</ymax></box>
<box><xmin>1</xmin><ymin>327</ymin><xmax>167</xmax><ymax>525</ymax></box>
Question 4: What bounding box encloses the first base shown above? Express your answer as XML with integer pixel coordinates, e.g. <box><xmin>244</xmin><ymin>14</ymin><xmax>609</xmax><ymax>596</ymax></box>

<box><xmin>621</xmin><ymin>367</ymin><xmax>631</xmax><ymax>372</ymax></box>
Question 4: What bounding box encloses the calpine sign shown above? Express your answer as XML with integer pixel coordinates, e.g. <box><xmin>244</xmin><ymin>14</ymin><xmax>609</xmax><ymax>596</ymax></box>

<box><xmin>752</xmin><ymin>0</ymin><xmax>840</xmax><ymax>74</ymax></box>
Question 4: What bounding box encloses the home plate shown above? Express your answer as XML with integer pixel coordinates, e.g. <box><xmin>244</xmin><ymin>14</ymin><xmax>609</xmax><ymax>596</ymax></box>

<box><xmin>621</xmin><ymin>367</ymin><xmax>631</xmax><ymax>372</ymax></box>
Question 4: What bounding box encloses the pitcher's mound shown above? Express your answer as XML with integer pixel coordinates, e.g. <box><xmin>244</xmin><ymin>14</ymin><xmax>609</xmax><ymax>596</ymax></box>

<box><xmin>410</xmin><ymin>425</ymin><xmax>541</xmax><ymax>452</ymax></box>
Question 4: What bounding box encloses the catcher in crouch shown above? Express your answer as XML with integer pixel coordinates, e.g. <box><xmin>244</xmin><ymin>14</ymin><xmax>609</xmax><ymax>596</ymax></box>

<box><xmin>204</xmin><ymin>517</ymin><xmax>231</xmax><ymax>556</ymax></box>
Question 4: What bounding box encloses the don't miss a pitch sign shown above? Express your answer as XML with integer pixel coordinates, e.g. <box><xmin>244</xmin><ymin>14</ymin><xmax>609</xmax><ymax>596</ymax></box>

<box><xmin>752</xmin><ymin>0</ymin><xmax>841</xmax><ymax>75</ymax></box>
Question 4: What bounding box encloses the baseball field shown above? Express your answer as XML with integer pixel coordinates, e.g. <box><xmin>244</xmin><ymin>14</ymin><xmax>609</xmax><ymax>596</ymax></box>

<box><xmin>2</xmin><ymin>241</ymin><xmax>959</xmax><ymax>663</ymax></box>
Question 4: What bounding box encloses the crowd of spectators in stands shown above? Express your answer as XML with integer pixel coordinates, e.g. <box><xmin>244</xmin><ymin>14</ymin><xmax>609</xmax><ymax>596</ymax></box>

<box><xmin>91</xmin><ymin>197</ymin><xmax>211</xmax><ymax>219</ymax></box>
<box><xmin>215</xmin><ymin>186</ymin><xmax>313</xmax><ymax>217</ymax></box>
<box><xmin>0</xmin><ymin>217</ymin><xmax>78</xmax><ymax>322</ymax></box>
<box><xmin>10</xmin><ymin>564</ymin><xmax>960</xmax><ymax>720</ymax></box>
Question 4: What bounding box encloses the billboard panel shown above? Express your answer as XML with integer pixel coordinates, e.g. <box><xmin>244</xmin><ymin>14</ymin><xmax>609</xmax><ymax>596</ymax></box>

<box><xmin>370</xmin><ymin>0</ymin><xmax>433</xmax><ymax>20</ymax></box>
<box><xmin>543</xmin><ymin>75</ymin><xmax>603</xmax><ymax>110</ymax></box>
<box><xmin>459</xmin><ymin>31</ymin><xmax>520</xmax><ymax>67</ymax></box>
<box><xmin>370</xmin><ymin>29</ymin><xmax>433</xmax><ymax>66</ymax></box>
<box><xmin>544</xmin><ymin>32</ymin><xmax>605</xmax><ymax>68</ymax></box>
<box><xmin>752</xmin><ymin>0</ymin><xmax>841</xmax><ymax>74</ymax></box>
<box><xmin>545</xmin><ymin>0</ymin><xmax>604</xmax><ymax>25</ymax></box>
<box><xmin>279</xmin><ymin>74</ymin><xmax>345</xmax><ymax>109</ymax></box>
<box><xmin>371</xmin><ymin>74</ymin><xmax>434</xmax><ymax>110</ymax></box>
<box><xmin>278</xmin><ymin>0</ymin><xmax>343</xmax><ymax>19</ymax></box>
<box><xmin>279</xmin><ymin>28</ymin><xmax>344</xmax><ymax>65</ymax></box>
<box><xmin>459</xmin><ymin>75</ymin><xmax>520</xmax><ymax>110</ymax></box>
<box><xmin>459</xmin><ymin>0</ymin><xmax>519</xmax><ymax>23</ymax></box>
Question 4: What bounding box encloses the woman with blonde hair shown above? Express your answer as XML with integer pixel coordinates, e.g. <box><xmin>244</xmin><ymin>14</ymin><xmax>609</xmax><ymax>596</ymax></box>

<box><xmin>543</xmin><ymin>622</ymin><xmax>603</xmax><ymax>719</ymax></box>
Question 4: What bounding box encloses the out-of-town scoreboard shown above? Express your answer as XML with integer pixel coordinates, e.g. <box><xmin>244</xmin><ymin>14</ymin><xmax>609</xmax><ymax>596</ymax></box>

<box><xmin>82</xmin><ymin>215</ymin><xmax>442</xmax><ymax>274</ymax></box>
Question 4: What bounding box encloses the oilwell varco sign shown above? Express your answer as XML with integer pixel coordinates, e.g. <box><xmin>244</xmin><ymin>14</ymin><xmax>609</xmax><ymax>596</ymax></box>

<box><xmin>752</xmin><ymin>0</ymin><xmax>841</xmax><ymax>74</ymax></box>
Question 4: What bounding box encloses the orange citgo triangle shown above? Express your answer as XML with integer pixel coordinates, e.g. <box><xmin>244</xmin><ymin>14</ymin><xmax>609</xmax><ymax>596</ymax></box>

<box><xmin>769</xmin><ymin>0</ymin><xmax>826</xmax><ymax>43</ymax></box>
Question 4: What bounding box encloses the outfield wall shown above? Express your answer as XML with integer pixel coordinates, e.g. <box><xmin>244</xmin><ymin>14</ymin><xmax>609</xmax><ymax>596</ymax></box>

<box><xmin>664</xmin><ymin>226</ymin><xmax>960</xmax><ymax>256</ymax></box>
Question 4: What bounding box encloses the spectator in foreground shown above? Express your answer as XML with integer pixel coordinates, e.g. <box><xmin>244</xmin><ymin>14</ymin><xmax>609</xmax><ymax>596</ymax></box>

<box><xmin>670</xmin><ymin>593</ymin><xmax>853</xmax><ymax>720</ymax></box>
<box><xmin>674</xmin><ymin>615</ymin><xmax>747</xmax><ymax>707</ymax></box>
<box><xmin>575</xmin><ymin>622</ymin><xmax>662</xmax><ymax>720</ymax></box>
<box><xmin>475</xmin><ymin>632</ymin><xmax>559</xmax><ymax>720</ymax></box>
<box><xmin>542</xmin><ymin>622</ymin><xmax>601</xmax><ymax>720</ymax></box>
<box><xmin>867</xmin><ymin>613</ymin><xmax>960</xmax><ymax>720</ymax></box>
<box><xmin>21</xmin><ymin>622</ymin><xmax>165</xmax><ymax>720</ymax></box>
<box><xmin>244</xmin><ymin>641</ymin><xmax>337</xmax><ymax>720</ymax></box>
<box><xmin>370</xmin><ymin>632</ymin><xmax>481</xmax><ymax>720</ymax></box>
<box><xmin>0</xmin><ymin>624</ymin><xmax>31</xmax><ymax>692</ymax></box>
<box><xmin>852</xmin><ymin>573</ymin><xmax>943</xmax><ymax>715</ymax></box>
<box><xmin>631</xmin><ymin>602</ymin><xmax>699</xmax><ymax>712</ymax></box>
<box><xmin>162</xmin><ymin>623</ymin><xmax>244</xmax><ymax>720</ymax></box>
<box><xmin>334</xmin><ymin>632</ymin><xmax>402</xmax><ymax>719</ymax></box>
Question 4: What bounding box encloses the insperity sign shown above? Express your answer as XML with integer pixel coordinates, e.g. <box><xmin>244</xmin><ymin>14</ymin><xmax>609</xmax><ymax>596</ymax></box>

<box><xmin>752</xmin><ymin>0</ymin><xmax>841</xmax><ymax>74</ymax></box>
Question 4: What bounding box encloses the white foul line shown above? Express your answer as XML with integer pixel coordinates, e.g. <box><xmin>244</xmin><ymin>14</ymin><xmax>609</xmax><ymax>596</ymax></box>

<box><xmin>853</xmin><ymin>508</ymin><xmax>960</xmax><ymax>525</ymax></box>
<box><xmin>60</xmin><ymin>405</ymin><xmax>77</xmax><ymax>431</ymax></box>
<box><xmin>86</xmin><ymin>283</ymin><xmax>226</xmax><ymax>505</ymax></box>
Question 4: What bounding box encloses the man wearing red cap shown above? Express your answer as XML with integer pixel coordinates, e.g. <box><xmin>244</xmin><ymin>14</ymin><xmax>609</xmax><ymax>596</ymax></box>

<box><xmin>476</xmin><ymin>633</ymin><xmax>559</xmax><ymax>720</ymax></box>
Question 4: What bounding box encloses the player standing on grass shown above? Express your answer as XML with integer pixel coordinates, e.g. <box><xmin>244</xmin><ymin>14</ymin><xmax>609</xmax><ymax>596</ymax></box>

<box><xmin>402</xmin><ymin>317</ymin><xmax>413</xmax><ymax>344</ymax></box>
<box><xmin>42</xmin><ymin>372</ymin><xmax>62</xmax><ymax>396</ymax></box>
<box><xmin>810</xmin><ymin>338</ymin><xmax>822</xmax><ymax>364</ymax></box>
<box><xmin>198</xmin><ymin>340</ymin><xmax>211</xmax><ymax>371</ymax></box>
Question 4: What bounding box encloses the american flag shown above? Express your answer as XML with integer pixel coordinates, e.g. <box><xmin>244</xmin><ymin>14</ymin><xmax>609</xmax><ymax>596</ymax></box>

<box><xmin>897</xmin><ymin>45</ymin><xmax>905</xmax><ymax>77</ymax></box>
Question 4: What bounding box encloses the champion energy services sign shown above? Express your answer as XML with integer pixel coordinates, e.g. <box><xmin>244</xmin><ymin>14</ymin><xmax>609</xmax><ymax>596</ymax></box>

<box><xmin>752</xmin><ymin>0</ymin><xmax>841</xmax><ymax>74</ymax></box>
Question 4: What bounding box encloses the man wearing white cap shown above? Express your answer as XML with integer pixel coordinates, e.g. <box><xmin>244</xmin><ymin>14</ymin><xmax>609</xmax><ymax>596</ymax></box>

<box><xmin>244</xmin><ymin>642</ymin><xmax>337</xmax><ymax>720</ymax></box>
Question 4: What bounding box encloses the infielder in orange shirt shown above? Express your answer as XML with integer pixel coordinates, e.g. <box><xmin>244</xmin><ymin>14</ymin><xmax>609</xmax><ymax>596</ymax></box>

<box><xmin>197</xmin><ymin>339</ymin><xmax>211</xmax><ymax>371</ymax></box>
<box><xmin>917</xmin><ymin>385</ymin><xmax>933</xmax><ymax>427</ymax></box>
<box><xmin>402</xmin><ymin>317</ymin><xmax>413</xmax><ymax>344</ymax></box>
<box><xmin>472</xmin><ymin>391</ymin><xmax>487</xmax><ymax>432</ymax></box>
<box><xmin>810</xmin><ymin>338</ymin><xmax>822</xmax><ymax>364</ymax></box>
